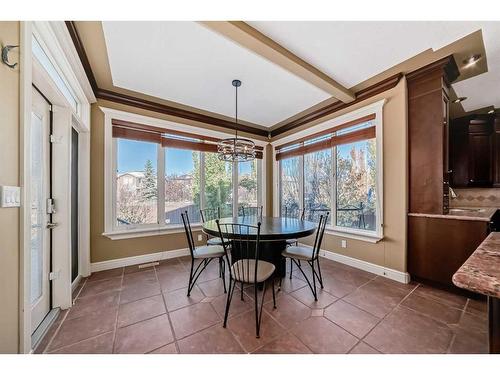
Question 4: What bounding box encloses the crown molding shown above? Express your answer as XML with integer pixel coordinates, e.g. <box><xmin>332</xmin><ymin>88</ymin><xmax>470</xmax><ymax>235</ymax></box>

<box><xmin>270</xmin><ymin>73</ymin><xmax>402</xmax><ymax>137</ymax></box>
<box><xmin>65</xmin><ymin>21</ymin><xmax>270</xmax><ymax>138</ymax></box>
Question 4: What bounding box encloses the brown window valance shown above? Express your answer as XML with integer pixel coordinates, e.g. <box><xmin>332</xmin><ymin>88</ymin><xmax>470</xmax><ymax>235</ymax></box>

<box><xmin>112</xmin><ymin>119</ymin><xmax>263</xmax><ymax>159</ymax></box>
<box><xmin>275</xmin><ymin>114</ymin><xmax>376</xmax><ymax>161</ymax></box>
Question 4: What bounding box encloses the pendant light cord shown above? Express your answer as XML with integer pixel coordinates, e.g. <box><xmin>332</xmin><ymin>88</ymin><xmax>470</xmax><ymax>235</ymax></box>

<box><xmin>235</xmin><ymin>83</ymin><xmax>238</xmax><ymax>140</ymax></box>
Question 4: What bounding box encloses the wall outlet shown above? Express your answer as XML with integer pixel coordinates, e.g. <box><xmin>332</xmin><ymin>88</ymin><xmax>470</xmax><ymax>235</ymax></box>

<box><xmin>341</xmin><ymin>240</ymin><xmax>347</xmax><ymax>248</ymax></box>
<box><xmin>197</xmin><ymin>234</ymin><xmax>203</xmax><ymax>242</ymax></box>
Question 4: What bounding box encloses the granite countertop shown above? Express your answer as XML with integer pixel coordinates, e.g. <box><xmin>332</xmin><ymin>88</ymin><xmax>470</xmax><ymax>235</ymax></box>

<box><xmin>453</xmin><ymin>232</ymin><xmax>500</xmax><ymax>298</ymax></box>
<box><xmin>408</xmin><ymin>207</ymin><xmax>498</xmax><ymax>222</ymax></box>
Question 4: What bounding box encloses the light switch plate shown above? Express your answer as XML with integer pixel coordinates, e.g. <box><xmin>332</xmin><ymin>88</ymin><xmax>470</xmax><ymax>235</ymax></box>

<box><xmin>197</xmin><ymin>234</ymin><xmax>203</xmax><ymax>242</ymax></box>
<box><xmin>341</xmin><ymin>240</ymin><xmax>347</xmax><ymax>248</ymax></box>
<box><xmin>0</xmin><ymin>186</ymin><xmax>21</xmax><ymax>208</ymax></box>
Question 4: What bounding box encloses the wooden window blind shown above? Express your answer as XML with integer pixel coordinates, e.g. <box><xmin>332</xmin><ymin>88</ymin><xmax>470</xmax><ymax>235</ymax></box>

<box><xmin>275</xmin><ymin>114</ymin><xmax>376</xmax><ymax>161</ymax></box>
<box><xmin>111</xmin><ymin>119</ymin><xmax>263</xmax><ymax>159</ymax></box>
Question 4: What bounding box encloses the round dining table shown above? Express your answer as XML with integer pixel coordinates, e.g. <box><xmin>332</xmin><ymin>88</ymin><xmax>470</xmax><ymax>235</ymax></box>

<box><xmin>202</xmin><ymin>216</ymin><xmax>317</xmax><ymax>277</ymax></box>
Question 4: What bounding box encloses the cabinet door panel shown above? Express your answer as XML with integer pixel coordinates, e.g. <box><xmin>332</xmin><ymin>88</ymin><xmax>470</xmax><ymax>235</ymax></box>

<box><xmin>468</xmin><ymin>133</ymin><xmax>492</xmax><ymax>186</ymax></box>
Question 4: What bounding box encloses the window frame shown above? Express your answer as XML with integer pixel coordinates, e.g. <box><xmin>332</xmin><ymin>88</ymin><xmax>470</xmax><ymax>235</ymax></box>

<box><xmin>274</xmin><ymin>100</ymin><xmax>385</xmax><ymax>243</ymax></box>
<box><xmin>103</xmin><ymin>108</ymin><xmax>266</xmax><ymax>240</ymax></box>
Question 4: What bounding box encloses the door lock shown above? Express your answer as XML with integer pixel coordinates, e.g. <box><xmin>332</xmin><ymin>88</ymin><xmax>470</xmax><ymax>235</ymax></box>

<box><xmin>46</xmin><ymin>222</ymin><xmax>59</xmax><ymax>229</ymax></box>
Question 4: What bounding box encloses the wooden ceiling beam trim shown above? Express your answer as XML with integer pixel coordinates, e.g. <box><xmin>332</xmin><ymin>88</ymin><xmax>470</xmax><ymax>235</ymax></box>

<box><xmin>200</xmin><ymin>21</ymin><xmax>355</xmax><ymax>103</ymax></box>
<box><xmin>271</xmin><ymin>73</ymin><xmax>402</xmax><ymax>137</ymax></box>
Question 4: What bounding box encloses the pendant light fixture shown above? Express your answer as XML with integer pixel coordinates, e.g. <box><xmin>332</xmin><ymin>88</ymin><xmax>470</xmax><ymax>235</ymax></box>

<box><xmin>217</xmin><ymin>79</ymin><xmax>256</xmax><ymax>162</ymax></box>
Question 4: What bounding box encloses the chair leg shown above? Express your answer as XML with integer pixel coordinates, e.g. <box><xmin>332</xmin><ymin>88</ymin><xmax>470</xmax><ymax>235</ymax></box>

<box><xmin>289</xmin><ymin>258</ymin><xmax>293</xmax><ymax>279</ymax></box>
<box><xmin>272</xmin><ymin>277</ymin><xmax>277</xmax><ymax>309</ymax></box>
<box><xmin>221</xmin><ymin>257</ymin><xmax>227</xmax><ymax>294</ymax></box>
<box><xmin>293</xmin><ymin>258</ymin><xmax>318</xmax><ymax>301</ymax></box>
<box><xmin>316</xmin><ymin>257</ymin><xmax>324</xmax><ymax>289</ymax></box>
<box><xmin>254</xmin><ymin>280</ymin><xmax>268</xmax><ymax>338</ymax></box>
<box><xmin>311</xmin><ymin>261</ymin><xmax>318</xmax><ymax>301</ymax></box>
<box><xmin>187</xmin><ymin>259</ymin><xmax>195</xmax><ymax>297</ymax></box>
<box><xmin>223</xmin><ymin>279</ymin><xmax>236</xmax><ymax>328</ymax></box>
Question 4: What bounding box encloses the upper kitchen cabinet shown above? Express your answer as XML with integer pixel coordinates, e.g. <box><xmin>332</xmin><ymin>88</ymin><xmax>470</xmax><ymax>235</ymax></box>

<box><xmin>407</xmin><ymin>56</ymin><xmax>459</xmax><ymax>214</ymax></box>
<box><xmin>450</xmin><ymin>114</ymin><xmax>498</xmax><ymax>187</ymax></box>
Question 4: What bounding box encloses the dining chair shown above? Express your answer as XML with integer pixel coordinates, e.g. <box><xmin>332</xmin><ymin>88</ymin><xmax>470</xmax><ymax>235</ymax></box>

<box><xmin>200</xmin><ymin>207</ymin><xmax>224</xmax><ymax>246</ymax></box>
<box><xmin>281</xmin><ymin>213</ymin><xmax>329</xmax><ymax>301</ymax></box>
<box><xmin>283</xmin><ymin>206</ymin><xmax>304</xmax><ymax>247</ymax></box>
<box><xmin>303</xmin><ymin>208</ymin><xmax>330</xmax><ymax>222</ymax></box>
<box><xmin>239</xmin><ymin>205</ymin><xmax>263</xmax><ymax>218</ymax></box>
<box><xmin>216</xmin><ymin>220</ymin><xmax>276</xmax><ymax>338</ymax></box>
<box><xmin>181</xmin><ymin>211</ymin><xmax>226</xmax><ymax>297</ymax></box>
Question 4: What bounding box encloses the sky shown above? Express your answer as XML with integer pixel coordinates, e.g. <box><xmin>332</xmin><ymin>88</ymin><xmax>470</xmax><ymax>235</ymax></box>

<box><xmin>117</xmin><ymin>139</ymin><xmax>252</xmax><ymax>175</ymax></box>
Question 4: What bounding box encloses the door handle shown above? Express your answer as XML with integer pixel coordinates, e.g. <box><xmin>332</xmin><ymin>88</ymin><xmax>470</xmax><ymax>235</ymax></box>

<box><xmin>46</xmin><ymin>222</ymin><xmax>59</xmax><ymax>229</ymax></box>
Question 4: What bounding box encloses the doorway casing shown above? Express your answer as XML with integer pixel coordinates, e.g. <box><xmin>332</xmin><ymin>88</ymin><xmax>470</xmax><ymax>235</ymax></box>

<box><xmin>19</xmin><ymin>21</ymin><xmax>95</xmax><ymax>353</ymax></box>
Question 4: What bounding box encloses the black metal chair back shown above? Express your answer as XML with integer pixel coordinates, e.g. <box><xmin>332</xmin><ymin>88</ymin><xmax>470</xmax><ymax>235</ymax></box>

<box><xmin>239</xmin><ymin>205</ymin><xmax>263</xmax><ymax>218</ymax></box>
<box><xmin>216</xmin><ymin>221</ymin><xmax>261</xmax><ymax>281</ymax></box>
<box><xmin>284</xmin><ymin>206</ymin><xmax>303</xmax><ymax>219</ymax></box>
<box><xmin>311</xmin><ymin>213</ymin><xmax>329</xmax><ymax>260</ymax></box>
<box><xmin>200</xmin><ymin>207</ymin><xmax>220</xmax><ymax>223</ymax></box>
<box><xmin>303</xmin><ymin>208</ymin><xmax>330</xmax><ymax>222</ymax></box>
<box><xmin>181</xmin><ymin>211</ymin><xmax>196</xmax><ymax>258</ymax></box>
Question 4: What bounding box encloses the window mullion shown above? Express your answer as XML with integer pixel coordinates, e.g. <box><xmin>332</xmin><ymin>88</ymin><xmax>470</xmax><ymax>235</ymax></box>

<box><xmin>157</xmin><ymin>145</ymin><xmax>165</xmax><ymax>226</ymax></box>
<box><xmin>331</xmin><ymin>146</ymin><xmax>337</xmax><ymax>228</ymax></box>
<box><xmin>200</xmin><ymin>152</ymin><xmax>205</xmax><ymax>211</ymax></box>
<box><xmin>299</xmin><ymin>155</ymin><xmax>305</xmax><ymax>211</ymax></box>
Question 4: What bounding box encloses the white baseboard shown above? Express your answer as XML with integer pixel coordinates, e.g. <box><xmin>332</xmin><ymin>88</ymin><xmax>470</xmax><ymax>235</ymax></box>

<box><xmin>318</xmin><ymin>248</ymin><xmax>411</xmax><ymax>284</ymax></box>
<box><xmin>90</xmin><ymin>248</ymin><xmax>190</xmax><ymax>273</ymax></box>
<box><xmin>90</xmin><ymin>245</ymin><xmax>410</xmax><ymax>284</ymax></box>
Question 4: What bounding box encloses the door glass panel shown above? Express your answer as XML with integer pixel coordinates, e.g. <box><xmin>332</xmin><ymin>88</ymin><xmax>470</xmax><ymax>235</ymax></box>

<box><xmin>71</xmin><ymin>128</ymin><xmax>79</xmax><ymax>281</ymax></box>
<box><xmin>165</xmin><ymin>148</ymin><xmax>200</xmax><ymax>224</ymax></box>
<box><xmin>30</xmin><ymin>113</ymin><xmax>44</xmax><ymax>304</ymax></box>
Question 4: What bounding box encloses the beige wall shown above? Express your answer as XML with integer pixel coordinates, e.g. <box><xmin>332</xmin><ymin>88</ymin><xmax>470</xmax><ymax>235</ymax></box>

<box><xmin>291</xmin><ymin>78</ymin><xmax>408</xmax><ymax>272</ymax></box>
<box><xmin>0</xmin><ymin>21</ymin><xmax>20</xmax><ymax>353</ymax></box>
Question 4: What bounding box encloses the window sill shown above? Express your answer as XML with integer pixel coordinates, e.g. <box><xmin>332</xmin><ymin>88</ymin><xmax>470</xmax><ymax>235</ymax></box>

<box><xmin>103</xmin><ymin>224</ymin><xmax>201</xmax><ymax>240</ymax></box>
<box><xmin>324</xmin><ymin>227</ymin><xmax>383</xmax><ymax>243</ymax></box>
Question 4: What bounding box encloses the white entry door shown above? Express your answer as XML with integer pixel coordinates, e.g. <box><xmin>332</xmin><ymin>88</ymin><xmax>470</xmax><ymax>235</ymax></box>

<box><xmin>30</xmin><ymin>87</ymin><xmax>52</xmax><ymax>333</ymax></box>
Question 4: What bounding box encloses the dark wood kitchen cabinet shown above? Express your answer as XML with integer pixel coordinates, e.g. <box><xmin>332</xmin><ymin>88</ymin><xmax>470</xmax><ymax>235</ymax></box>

<box><xmin>408</xmin><ymin>215</ymin><xmax>489</xmax><ymax>289</ymax></box>
<box><xmin>407</xmin><ymin>56</ymin><xmax>459</xmax><ymax>214</ymax></box>
<box><xmin>449</xmin><ymin>115</ymin><xmax>497</xmax><ymax>187</ymax></box>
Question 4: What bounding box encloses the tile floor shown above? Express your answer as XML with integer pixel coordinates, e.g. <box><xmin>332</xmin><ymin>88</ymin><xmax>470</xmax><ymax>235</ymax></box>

<box><xmin>36</xmin><ymin>256</ymin><xmax>489</xmax><ymax>354</ymax></box>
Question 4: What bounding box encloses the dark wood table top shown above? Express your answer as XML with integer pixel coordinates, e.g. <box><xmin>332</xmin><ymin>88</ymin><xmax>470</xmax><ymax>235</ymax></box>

<box><xmin>202</xmin><ymin>216</ymin><xmax>317</xmax><ymax>241</ymax></box>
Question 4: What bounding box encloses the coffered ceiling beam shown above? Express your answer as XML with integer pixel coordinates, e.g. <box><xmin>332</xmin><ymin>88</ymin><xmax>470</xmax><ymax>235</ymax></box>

<box><xmin>200</xmin><ymin>21</ymin><xmax>355</xmax><ymax>104</ymax></box>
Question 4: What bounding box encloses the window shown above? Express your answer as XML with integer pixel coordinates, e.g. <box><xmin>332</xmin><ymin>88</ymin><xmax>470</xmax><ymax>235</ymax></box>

<box><xmin>165</xmin><ymin>148</ymin><xmax>200</xmax><ymax>225</ymax></box>
<box><xmin>280</xmin><ymin>156</ymin><xmax>300</xmax><ymax>217</ymax></box>
<box><xmin>304</xmin><ymin>149</ymin><xmax>332</xmax><ymax>222</ymax></box>
<box><xmin>238</xmin><ymin>159</ymin><xmax>258</xmax><ymax>209</ymax></box>
<box><xmin>106</xmin><ymin>112</ymin><xmax>264</xmax><ymax>236</ymax></box>
<box><xmin>116</xmin><ymin>139</ymin><xmax>158</xmax><ymax>226</ymax></box>
<box><xmin>276</xmin><ymin>106</ymin><xmax>382</xmax><ymax>240</ymax></box>
<box><xmin>335</xmin><ymin>139</ymin><xmax>377</xmax><ymax>231</ymax></box>
<box><xmin>32</xmin><ymin>36</ymin><xmax>79</xmax><ymax>113</ymax></box>
<box><xmin>203</xmin><ymin>152</ymin><xmax>233</xmax><ymax>218</ymax></box>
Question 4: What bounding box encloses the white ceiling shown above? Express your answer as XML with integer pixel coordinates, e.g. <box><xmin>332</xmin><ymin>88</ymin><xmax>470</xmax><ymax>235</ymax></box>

<box><xmin>452</xmin><ymin>22</ymin><xmax>500</xmax><ymax>112</ymax></box>
<box><xmin>249</xmin><ymin>21</ymin><xmax>483</xmax><ymax>89</ymax></box>
<box><xmin>102</xmin><ymin>21</ymin><xmax>331</xmax><ymax>127</ymax></box>
<box><xmin>103</xmin><ymin>21</ymin><xmax>500</xmax><ymax>126</ymax></box>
